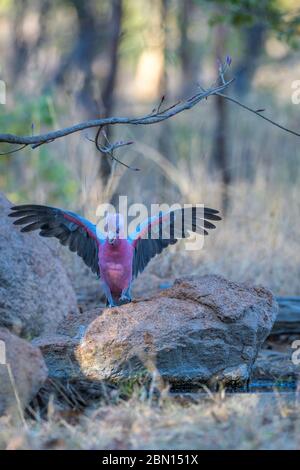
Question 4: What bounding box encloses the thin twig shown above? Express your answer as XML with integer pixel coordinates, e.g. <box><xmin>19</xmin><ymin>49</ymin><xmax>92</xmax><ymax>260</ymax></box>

<box><xmin>91</xmin><ymin>125</ymin><xmax>139</xmax><ymax>171</ymax></box>
<box><xmin>0</xmin><ymin>144</ymin><xmax>28</xmax><ymax>155</ymax></box>
<box><xmin>218</xmin><ymin>92</ymin><xmax>300</xmax><ymax>138</ymax></box>
<box><xmin>157</xmin><ymin>95</ymin><xmax>165</xmax><ymax>113</ymax></box>
<box><xmin>31</xmin><ymin>139</ymin><xmax>55</xmax><ymax>149</ymax></box>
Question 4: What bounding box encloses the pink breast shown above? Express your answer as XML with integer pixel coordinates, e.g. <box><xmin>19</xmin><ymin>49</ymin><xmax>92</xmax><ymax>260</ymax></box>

<box><xmin>104</xmin><ymin>264</ymin><xmax>127</xmax><ymax>293</ymax></box>
<box><xmin>99</xmin><ymin>240</ymin><xmax>134</xmax><ymax>295</ymax></box>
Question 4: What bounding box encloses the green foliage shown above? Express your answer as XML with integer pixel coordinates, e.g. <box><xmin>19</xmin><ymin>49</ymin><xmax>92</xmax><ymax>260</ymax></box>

<box><xmin>36</xmin><ymin>146</ymin><xmax>78</xmax><ymax>203</ymax></box>
<box><xmin>0</xmin><ymin>94</ymin><xmax>78</xmax><ymax>204</ymax></box>
<box><xmin>199</xmin><ymin>0</ymin><xmax>300</xmax><ymax>47</ymax></box>
<box><xmin>118</xmin><ymin>373</ymin><xmax>150</xmax><ymax>400</ymax></box>
<box><xmin>0</xmin><ymin>95</ymin><xmax>54</xmax><ymax>134</ymax></box>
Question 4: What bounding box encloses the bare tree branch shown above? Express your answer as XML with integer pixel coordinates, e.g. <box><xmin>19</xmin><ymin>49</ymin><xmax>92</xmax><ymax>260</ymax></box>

<box><xmin>0</xmin><ymin>78</ymin><xmax>234</xmax><ymax>148</ymax></box>
<box><xmin>1</xmin><ymin>57</ymin><xmax>300</xmax><ymax>169</ymax></box>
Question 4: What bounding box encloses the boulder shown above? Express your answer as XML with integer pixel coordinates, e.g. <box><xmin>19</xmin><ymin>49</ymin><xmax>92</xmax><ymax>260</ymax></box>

<box><xmin>32</xmin><ymin>334</ymin><xmax>81</xmax><ymax>380</ymax></box>
<box><xmin>253</xmin><ymin>349</ymin><xmax>299</xmax><ymax>383</ymax></box>
<box><xmin>0</xmin><ymin>328</ymin><xmax>47</xmax><ymax>417</ymax></box>
<box><xmin>75</xmin><ymin>275</ymin><xmax>278</xmax><ymax>388</ymax></box>
<box><xmin>0</xmin><ymin>193</ymin><xmax>78</xmax><ymax>338</ymax></box>
<box><xmin>31</xmin><ymin>332</ymin><xmax>116</xmax><ymax>403</ymax></box>
<box><xmin>271</xmin><ymin>297</ymin><xmax>300</xmax><ymax>335</ymax></box>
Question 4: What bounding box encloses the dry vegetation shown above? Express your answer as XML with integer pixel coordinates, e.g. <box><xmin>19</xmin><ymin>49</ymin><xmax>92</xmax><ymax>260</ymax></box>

<box><xmin>1</xmin><ymin>389</ymin><xmax>300</xmax><ymax>450</ymax></box>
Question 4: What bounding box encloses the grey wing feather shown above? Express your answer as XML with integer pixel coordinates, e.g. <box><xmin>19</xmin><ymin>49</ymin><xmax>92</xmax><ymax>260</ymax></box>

<box><xmin>9</xmin><ymin>204</ymin><xmax>100</xmax><ymax>276</ymax></box>
<box><xmin>132</xmin><ymin>206</ymin><xmax>221</xmax><ymax>278</ymax></box>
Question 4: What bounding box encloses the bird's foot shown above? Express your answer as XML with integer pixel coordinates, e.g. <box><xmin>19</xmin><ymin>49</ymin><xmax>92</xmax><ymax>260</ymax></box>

<box><xmin>119</xmin><ymin>290</ymin><xmax>132</xmax><ymax>305</ymax></box>
<box><xmin>118</xmin><ymin>284</ymin><xmax>132</xmax><ymax>304</ymax></box>
<box><xmin>106</xmin><ymin>299</ymin><xmax>117</xmax><ymax>308</ymax></box>
<box><xmin>119</xmin><ymin>296</ymin><xmax>131</xmax><ymax>304</ymax></box>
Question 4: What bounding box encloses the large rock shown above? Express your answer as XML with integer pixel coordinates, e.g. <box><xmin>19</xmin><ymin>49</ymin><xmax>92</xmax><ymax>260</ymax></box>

<box><xmin>270</xmin><ymin>297</ymin><xmax>300</xmax><ymax>335</ymax></box>
<box><xmin>76</xmin><ymin>275</ymin><xmax>278</xmax><ymax>388</ymax></box>
<box><xmin>0</xmin><ymin>193</ymin><xmax>78</xmax><ymax>338</ymax></box>
<box><xmin>253</xmin><ymin>349</ymin><xmax>299</xmax><ymax>383</ymax></box>
<box><xmin>32</xmin><ymin>334</ymin><xmax>82</xmax><ymax>380</ymax></box>
<box><xmin>0</xmin><ymin>328</ymin><xmax>47</xmax><ymax>417</ymax></box>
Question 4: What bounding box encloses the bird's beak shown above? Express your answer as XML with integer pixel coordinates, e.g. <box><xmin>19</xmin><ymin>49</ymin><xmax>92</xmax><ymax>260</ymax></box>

<box><xmin>108</xmin><ymin>231</ymin><xmax>116</xmax><ymax>244</ymax></box>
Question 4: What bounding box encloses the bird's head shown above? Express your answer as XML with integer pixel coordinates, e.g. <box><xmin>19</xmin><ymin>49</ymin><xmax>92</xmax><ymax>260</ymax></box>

<box><xmin>104</xmin><ymin>213</ymin><xmax>125</xmax><ymax>245</ymax></box>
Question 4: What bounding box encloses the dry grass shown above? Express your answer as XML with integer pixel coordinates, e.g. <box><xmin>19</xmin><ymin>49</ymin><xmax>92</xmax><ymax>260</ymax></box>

<box><xmin>1</xmin><ymin>391</ymin><xmax>300</xmax><ymax>450</ymax></box>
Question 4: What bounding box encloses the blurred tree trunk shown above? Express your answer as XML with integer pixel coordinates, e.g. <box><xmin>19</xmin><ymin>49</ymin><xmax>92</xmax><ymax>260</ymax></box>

<box><xmin>211</xmin><ymin>23</ymin><xmax>231</xmax><ymax>214</ymax></box>
<box><xmin>9</xmin><ymin>0</ymin><xmax>50</xmax><ymax>186</ymax></box>
<box><xmin>10</xmin><ymin>0</ymin><xmax>50</xmax><ymax>85</ymax></box>
<box><xmin>233</xmin><ymin>23</ymin><xmax>266</xmax><ymax>182</ymax></box>
<box><xmin>234</xmin><ymin>23</ymin><xmax>266</xmax><ymax>97</ymax></box>
<box><xmin>48</xmin><ymin>0</ymin><xmax>123</xmax><ymax>183</ymax></box>
<box><xmin>10</xmin><ymin>0</ymin><xmax>30</xmax><ymax>83</ymax></box>
<box><xmin>53</xmin><ymin>0</ymin><xmax>99</xmax><ymax>114</ymax></box>
<box><xmin>157</xmin><ymin>0</ymin><xmax>174</xmax><ymax>199</ymax></box>
<box><xmin>158</xmin><ymin>0</ymin><xmax>168</xmax><ymax>95</ymax></box>
<box><xmin>179</xmin><ymin>0</ymin><xmax>197</xmax><ymax>96</ymax></box>
<box><xmin>100</xmin><ymin>0</ymin><xmax>123</xmax><ymax>181</ymax></box>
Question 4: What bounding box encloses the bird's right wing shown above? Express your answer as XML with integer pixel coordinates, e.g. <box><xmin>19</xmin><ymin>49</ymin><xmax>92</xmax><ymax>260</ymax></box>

<box><xmin>9</xmin><ymin>204</ymin><xmax>101</xmax><ymax>276</ymax></box>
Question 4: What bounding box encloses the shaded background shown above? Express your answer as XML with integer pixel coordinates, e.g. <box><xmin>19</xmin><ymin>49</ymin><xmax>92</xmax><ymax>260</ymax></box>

<box><xmin>0</xmin><ymin>0</ymin><xmax>300</xmax><ymax>295</ymax></box>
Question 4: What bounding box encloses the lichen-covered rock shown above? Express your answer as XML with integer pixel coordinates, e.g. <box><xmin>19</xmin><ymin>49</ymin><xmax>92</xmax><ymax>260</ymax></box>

<box><xmin>76</xmin><ymin>275</ymin><xmax>279</xmax><ymax>388</ymax></box>
<box><xmin>0</xmin><ymin>328</ymin><xmax>47</xmax><ymax>417</ymax></box>
<box><xmin>0</xmin><ymin>193</ymin><xmax>78</xmax><ymax>338</ymax></box>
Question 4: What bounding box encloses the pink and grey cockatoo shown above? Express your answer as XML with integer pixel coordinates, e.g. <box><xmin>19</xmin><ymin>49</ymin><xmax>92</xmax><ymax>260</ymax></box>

<box><xmin>9</xmin><ymin>204</ymin><xmax>221</xmax><ymax>307</ymax></box>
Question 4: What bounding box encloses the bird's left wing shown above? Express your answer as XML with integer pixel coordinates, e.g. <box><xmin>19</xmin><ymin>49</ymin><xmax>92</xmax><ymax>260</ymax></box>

<box><xmin>129</xmin><ymin>206</ymin><xmax>221</xmax><ymax>278</ymax></box>
<box><xmin>9</xmin><ymin>204</ymin><xmax>103</xmax><ymax>276</ymax></box>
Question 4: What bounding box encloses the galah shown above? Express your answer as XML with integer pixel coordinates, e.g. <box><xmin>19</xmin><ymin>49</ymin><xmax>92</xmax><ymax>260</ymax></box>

<box><xmin>8</xmin><ymin>204</ymin><xmax>221</xmax><ymax>307</ymax></box>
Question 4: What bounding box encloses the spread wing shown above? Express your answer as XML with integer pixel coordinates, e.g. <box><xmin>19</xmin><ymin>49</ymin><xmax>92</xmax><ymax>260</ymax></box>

<box><xmin>9</xmin><ymin>204</ymin><xmax>101</xmax><ymax>276</ymax></box>
<box><xmin>129</xmin><ymin>206</ymin><xmax>221</xmax><ymax>278</ymax></box>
